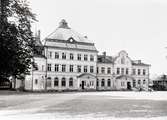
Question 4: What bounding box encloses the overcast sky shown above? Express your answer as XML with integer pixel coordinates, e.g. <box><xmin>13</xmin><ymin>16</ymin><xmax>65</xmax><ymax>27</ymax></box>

<box><xmin>29</xmin><ymin>0</ymin><xmax>167</xmax><ymax>77</ymax></box>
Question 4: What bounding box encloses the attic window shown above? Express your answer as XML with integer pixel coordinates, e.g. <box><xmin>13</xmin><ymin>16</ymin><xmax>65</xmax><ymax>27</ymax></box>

<box><xmin>68</xmin><ymin>37</ymin><xmax>75</xmax><ymax>42</ymax></box>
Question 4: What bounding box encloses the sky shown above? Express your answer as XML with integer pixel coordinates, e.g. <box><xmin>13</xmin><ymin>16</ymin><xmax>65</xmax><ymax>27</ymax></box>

<box><xmin>28</xmin><ymin>0</ymin><xmax>167</xmax><ymax>77</ymax></box>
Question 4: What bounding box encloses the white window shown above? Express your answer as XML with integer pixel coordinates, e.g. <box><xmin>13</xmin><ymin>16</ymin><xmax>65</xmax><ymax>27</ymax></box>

<box><xmin>70</xmin><ymin>53</ymin><xmax>74</xmax><ymax>60</ymax></box>
<box><xmin>55</xmin><ymin>52</ymin><xmax>59</xmax><ymax>59</ymax></box>
<box><xmin>84</xmin><ymin>66</ymin><xmax>87</xmax><ymax>73</ymax></box>
<box><xmin>90</xmin><ymin>55</ymin><xmax>94</xmax><ymax>61</ymax></box>
<box><xmin>84</xmin><ymin>54</ymin><xmax>88</xmax><ymax>61</ymax></box>
<box><xmin>77</xmin><ymin>65</ymin><xmax>81</xmax><ymax>73</ymax></box>
<box><xmin>90</xmin><ymin>66</ymin><xmax>94</xmax><ymax>73</ymax></box>
<box><xmin>54</xmin><ymin>77</ymin><xmax>59</xmax><ymax>87</ymax></box>
<box><xmin>62</xmin><ymin>65</ymin><xmax>66</xmax><ymax>72</ymax></box>
<box><xmin>55</xmin><ymin>64</ymin><xmax>59</xmax><ymax>72</ymax></box>
<box><xmin>62</xmin><ymin>53</ymin><xmax>66</xmax><ymax>59</ymax></box>
<box><xmin>101</xmin><ymin>67</ymin><xmax>105</xmax><ymax>74</ymax></box>
<box><xmin>77</xmin><ymin>54</ymin><xmax>81</xmax><ymax>60</ymax></box>
<box><xmin>69</xmin><ymin>65</ymin><xmax>74</xmax><ymax>72</ymax></box>
<box><xmin>47</xmin><ymin>64</ymin><xmax>51</xmax><ymax>71</ymax></box>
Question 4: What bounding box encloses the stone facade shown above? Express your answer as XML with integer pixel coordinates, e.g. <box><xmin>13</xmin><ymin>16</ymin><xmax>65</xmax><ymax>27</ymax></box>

<box><xmin>25</xmin><ymin>20</ymin><xmax>150</xmax><ymax>91</ymax></box>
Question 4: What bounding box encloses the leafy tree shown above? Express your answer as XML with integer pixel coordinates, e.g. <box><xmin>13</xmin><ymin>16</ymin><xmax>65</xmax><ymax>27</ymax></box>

<box><xmin>0</xmin><ymin>0</ymin><xmax>36</xmax><ymax>86</ymax></box>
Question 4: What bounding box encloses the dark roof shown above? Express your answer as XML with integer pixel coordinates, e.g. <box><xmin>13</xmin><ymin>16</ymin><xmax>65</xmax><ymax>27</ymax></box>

<box><xmin>132</xmin><ymin>61</ymin><xmax>150</xmax><ymax>66</ymax></box>
<box><xmin>97</xmin><ymin>55</ymin><xmax>113</xmax><ymax>64</ymax></box>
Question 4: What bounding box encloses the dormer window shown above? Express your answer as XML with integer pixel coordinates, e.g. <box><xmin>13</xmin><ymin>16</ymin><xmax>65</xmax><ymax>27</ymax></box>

<box><xmin>68</xmin><ymin>37</ymin><xmax>75</xmax><ymax>43</ymax></box>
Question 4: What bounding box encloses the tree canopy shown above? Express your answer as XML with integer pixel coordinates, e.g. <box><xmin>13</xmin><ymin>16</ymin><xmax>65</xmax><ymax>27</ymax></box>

<box><xmin>0</xmin><ymin>0</ymin><xmax>36</xmax><ymax>79</ymax></box>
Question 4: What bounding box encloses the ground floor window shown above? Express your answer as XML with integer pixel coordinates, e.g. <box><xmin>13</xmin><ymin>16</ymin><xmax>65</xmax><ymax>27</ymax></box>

<box><xmin>35</xmin><ymin>79</ymin><xmax>38</xmax><ymax>85</ymax></box>
<box><xmin>121</xmin><ymin>81</ymin><xmax>125</xmax><ymax>86</ymax></box>
<box><xmin>54</xmin><ymin>77</ymin><xmax>59</xmax><ymax>87</ymax></box>
<box><xmin>101</xmin><ymin>79</ymin><xmax>105</xmax><ymax>87</ymax></box>
<box><xmin>62</xmin><ymin>78</ymin><xmax>66</xmax><ymax>87</ymax></box>
<box><xmin>97</xmin><ymin>79</ymin><xmax>99</xmax><ymax>87</ymax></box>
<box><xmin>47</xmin><ymin>77</ymin><xmax>52</xmax><ymax>87</ymax></box>
<box><xmin>107</xmin><ymin>79</ymin><xmax>111</xmax><ymax>87</ymax></box>
<box><xmin>133</xmin><ymin>80</ymin><xmax>136</xmax><ymax>87</ymax></box>
<box><xmin>69</xmin><ymin>78</ymin><xmax>73</xmax><ymax>87</ymax></box>
<box><xmin>143</xmin><ymin>79</ymin><xmax>146</xmax><ymax>84</ymax></box>
<box><xmin>138</xmin><ymin>80</ymin><xmax>141</xmax><ymax>85</ymax></box>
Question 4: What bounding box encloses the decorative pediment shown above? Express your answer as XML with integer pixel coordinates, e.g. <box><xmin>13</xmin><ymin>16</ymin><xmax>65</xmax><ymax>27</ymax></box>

<box><xmin>77</xmin><ymin>73</ymin><xmax>96</xmax><ymax>79</ymax></box>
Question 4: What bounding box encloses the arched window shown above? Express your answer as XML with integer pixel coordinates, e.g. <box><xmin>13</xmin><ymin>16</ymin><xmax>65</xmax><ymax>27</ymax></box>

<box><xmin>54</xmin><ymin>77</ymin><xmax>59</xmax><ymax>87</ymax></box>
<box><xmin>47</xmin><ymin>77</ymin><xmax>52</xmax><ymax>87</ymax></box>
<box><xmin>101</xmin><ymin>79</ymin><xmax>105</xmax><ymax>87</ymax></box>
<box><xmin>62</xmin><ymin>77</ymin><xmax>66</xmax><ymax>87</ymax></box>
<box><xmin>143</xmin><ymin>79</ymin><xmax>146</xmax><ymax>84</ymax></box>
<box><xmin>96</xmin><ymin>79</ymin><xmax>99</xmax><ymax>87</ymax></box>
<box><xmin>69</xmin><ymin>78</ymin><xmax>73</xmax><ymax>87</ymax></box>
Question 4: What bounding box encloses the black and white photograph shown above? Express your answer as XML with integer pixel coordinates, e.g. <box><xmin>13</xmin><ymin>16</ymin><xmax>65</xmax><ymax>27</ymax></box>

<box><xmin>0</xmin><ymin>0</ymin><xmax>167</xmax><ymax>120</ymax></box>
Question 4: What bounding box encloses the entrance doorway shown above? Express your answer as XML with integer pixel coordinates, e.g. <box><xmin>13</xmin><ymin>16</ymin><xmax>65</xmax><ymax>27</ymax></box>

<box><xmin>81</xmin><ymin>81</ymin><xmax>85</xmax><ymax>89</ymax></box>
<box><xmin>127</xmin><ymin>82</ymin><xmax>131</xmax><ymax>90</ymax></box>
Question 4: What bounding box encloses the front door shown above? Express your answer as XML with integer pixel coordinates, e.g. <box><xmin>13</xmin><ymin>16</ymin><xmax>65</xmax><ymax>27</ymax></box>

<box><xmin>81</xmin><ymin>81</ymin><xmax>85</xmax><ymax>89</ymax></box>
<box><xmin>127</xmin><ymin>82</ymin><xmax>131</xmax><ymax>90</ymax></box>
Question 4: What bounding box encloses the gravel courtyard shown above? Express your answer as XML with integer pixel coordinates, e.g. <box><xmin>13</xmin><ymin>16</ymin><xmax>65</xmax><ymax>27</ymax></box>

<box><xmin>0</xmin><ymin>91</ymin><xmax>167</xmax><ymax>120</ymax></box>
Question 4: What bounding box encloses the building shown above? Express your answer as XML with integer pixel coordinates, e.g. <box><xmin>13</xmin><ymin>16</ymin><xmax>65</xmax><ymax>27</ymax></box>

<box><xmin>24</xmin><ymin>19</ymin><xmax>150</xmax><ymax>91</ymax></box>
<box><xmin>151</xmin><ymin>75</ymin><xmax>167</xmax><ymax>90</ymax></box>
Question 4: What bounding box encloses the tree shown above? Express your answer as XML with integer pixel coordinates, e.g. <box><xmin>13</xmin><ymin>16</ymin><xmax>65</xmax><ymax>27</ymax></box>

<box><xmin>0</xmin><ymin>0</ymin><xmax>36</xmax><ymax>86</ymax></box>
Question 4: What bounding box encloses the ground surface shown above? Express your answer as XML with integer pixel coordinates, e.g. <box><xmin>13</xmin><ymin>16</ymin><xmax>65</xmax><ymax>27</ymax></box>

<box><xmin>0</xmin><ymin>91</ymin><xmax>167</xmax><ymax>120</ymax></box>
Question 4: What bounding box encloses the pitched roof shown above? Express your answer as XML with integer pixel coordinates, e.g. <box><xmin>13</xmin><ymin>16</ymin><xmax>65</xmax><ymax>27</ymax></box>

<box><xmin>97</xmin><ymin>55</ymin><xmax>114</xmax><ymax>64</ymax></box>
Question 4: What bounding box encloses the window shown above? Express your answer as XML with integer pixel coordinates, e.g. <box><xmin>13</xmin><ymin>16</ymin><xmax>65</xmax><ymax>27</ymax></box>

<box><xmin>143</xmin><ymin>79</ymin><xmax>146</xmax><ymax>84</ymax></box>
<box><xmin>69</xmin><ymin>78</ymin><xmax>73</xmax><ymax>87</ymax></box>
<box><xmin>62</xmin><ymin>53</ymin><xmax>66</xmax><ymax>59</ymax></box>
<box><xmin>117</xmin><ymin>68</ymin><xmax>120</xmax><ymax>74</ymax></box>
<box><xmin>35</xmin><ymin>79</ymin><xmax>38</xmax><ymax>85</ymax></box>
<box><xmin>121</xmin><ymin>82</ymin><xmax>125</xmax><ymax>86</ymax></box>
<box><xmin>54</xmin><ymin>77</ymin><xmax>59</xmax><ymax>87</ymax></box>
<box><xmin>55</xmin><ymin>64</ymin><xmax>59</xmax><ymax>72</ymax></box>
<box><xmin>33</xmin><ymin>63</ymin><xmax>38</xmax><ymax>70</ymax></box>
<box><xmin>101</xmin><ymin>67</ymin><xmax>105</xmax><ymax>74</ymax></box>
<box><xmin>121</xmin><ymin>68</ymin><xmax>124</xmax><ymax>75</ymax></box>
<box><xmin>126</xmin><ymin>68</ymin><xmax>129</xmax><ymax>75</ymax></box>
<box><xmin>62</xmin><ymin>65</ymin><xmax>66</xmax><ymax>72</ymax></box>
<box><xmin>90</xmin><ymin>55</ymin><xmax>94</xmax><ymax>61</ymax></box>
<box><xmin>70</xmin><ymin>53</ymin><xmax>74</xmax><ymax>60</ymax></box>
<box><xmin>97</xmin><ymin>67</ymin><xmax>99</xmax><ymax>74</ymax></box>
<box><xmin>101</xmin><ymin>79</ymin><xmax>105</xmax><ymax>87</ymax></box>
<box><xmin>62</xmin><ymin>78</ymin><xmax>66</xmax><ymax>87</ymax></box>
<box><xmin>55</xmin><ymin>52</ymin><xmax>59</xmax><ymax>59</ymax></box>
<box><xmin>121</xmin><ymin>57</ymin><xmax>125</xmax><ymax>64</ymax></box>
<box><xmin>84</xmin><ymin>66</ymin><xmax>87</xmax><ymax>73</ymax></box>
<box><xmin>90</xmin><ymin>81</ymin><xmax>94</xmax><ymax>86</ymax></box>
<box><xmin>107</xmin><ymin>79</ymin><xmax>111</xmax><ymax>87</ymax></box>
<box><xmin>47</xmin><ymin>77</ymin><xmax>52</xmax><ymax>87</ymax></box>
<box><xmin>138</xmin><ymin>80</ymin><xmax>141</xmax><ymax>85</ymax></box>
<box><xmin>138</xmin><ymin>69</ymin><xmax>141</xmax><ymax>75</ymax></box>
<box><xmin>69</xmin><ymin>65</ymin><xmax>73</xmax><ymax>72</ymax></box>
<box><xmin>132</xmin><ymin>69</ymin><xmax>136</xmax><ymax>75</ymax></box>
<box><xmin>77</xmin><ymin>65</ymin><xmax>81</xmax><ymax>73</ymax></box>
<box><xmin>97</xmin><ymin>79</ymin><xmax>99</xmax><ymax>87</ymax></box>
<box><xmin>84</xmin><ymin>54</ymin><xmax>88</xmax><ymax>61</ymax></box>
<box><xmin>77</xmin><ymin>54</ymin><xmax>81</xmax><ymax>60</ymax></box>
<box><xmin>48</xmin><ymin>51</ymin><xmax>52</xmax><ymax>58</ymax></box>
<box><xmin>133</xmin><ymin>80</ymin><xmax>136</xmax><ymax>87</ymax></box>
<box><xmin>47</xmin><ymin>64</ymin><xmax>51</xmax><ymax>71</ymax></box>
<box><xmin>107</xmin><ymin>68</ymin><xmax>111</xmax><ymax>74</ymax></box>
<box><xmin>143</xmin><ymin>69</ymin><xmax>146</xmax><ymax>75</ymax></box>
<box><xmin>90</xmin><ymin>66</ymin><xmax>94</xmax><ymax>73</ymax></box>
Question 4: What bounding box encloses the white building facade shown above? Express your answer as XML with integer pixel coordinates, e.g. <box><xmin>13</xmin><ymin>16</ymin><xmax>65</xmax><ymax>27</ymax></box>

<box><xmin>25</xmin><ymin>20</ymin><xmax>150</xmax><ymax>91</ymax></box>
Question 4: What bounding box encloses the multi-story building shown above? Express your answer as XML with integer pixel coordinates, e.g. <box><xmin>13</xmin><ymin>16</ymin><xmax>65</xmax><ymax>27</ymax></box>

<box><xmin>25</xmin><ymin>19</ymin><xmax>150</xmax><ymax>91</ymax></box>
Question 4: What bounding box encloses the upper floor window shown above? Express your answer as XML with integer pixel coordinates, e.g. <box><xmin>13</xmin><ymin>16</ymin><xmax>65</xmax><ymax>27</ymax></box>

<box><xmin>143</xmin><ymin>69</ymin><xmax>146</xmax><ymax>75</ymax></box>
<box><xmin>47</xmin><ymin>64</ymin><xmax>51</xmax><ymax>71</ymax></box>
<box><xmin>69</xmin><ymin>65</ymin><xmax>74</xmax><ymax>72</ymax></box>
<box><xmin>90</xmin><ymin>66</ymin><xmax>94</xmax><ymax>73</ymax></box>
<box><xmin>55</xmin><ymin>64</ymin><xmax>59</xmax><ymax>72</ymax></box>
<box><xmin>84</xmin><ymin>54</ymin><xmax>88</xmax><ymax>61</ymax></box>
<box><xmin>138</xmin><ymin>79</ymin><xmax>141</xmax><ymax>85</ymax></box>
<box><xmin>90</xmin><ymin>55</ymin><xmax>94</xmax><ymax>61</ymax></box>
<box><xmin>62</xmin><ymin>64</ymin><xmax>66</xmax><ymax>72</ymax></box>
<box><xmin>132</xmin><ymin>69</ymin><xmax>136</xmax><ymax>75</ymax></box>
<box><xmin>77</xmin><ymin>54</ymin><xmax>81</xmax><ymax>61</ymax></box>
<box><xmin>55</xmin><ymin>52</ymin><xmax>59</xmax><ymax>59</ymax></box>
<box><xmin>121</xmin><ymin>57</ymin><xmax>125</xmax><ymax>64</ymax></box>
<box><xmin>143</xmin><ymin>79</ymin><xmax>146</xmax><ymax>84</ymax></box>
<box><xmin>70</xmin><ymin>53</ymin><xmax>74</xmax><ymax>60</ymax></box>
<box><xmin>107</xmin><ymin>68</ymin><xmax>111</xmax><ymax>74</ymax></box>
<box><xmin>126</xmin><ymin>68</ymin><xmax>129</xmax><ymax>75</ymax></box>
<box><xmin>84</xmin><ymin>66</ymin><xmax>88</xmax><ymax>73</ymax></box>
<box><xmin>62</xmin><ymin>53</ymin><xmax>66</xmax><ymax>59</ymax></box>
<box><xmin>48</xmin><ymin>51</ymin><xmax>52</xmax><ymax>58</ymax></box>
<box><xmin>101</xmin><ymin>67</ymin><xmax>105</xmax><ymax>74</ymax></box>
<box><xmin>97</xmin><ymin>67</ymin><xmax>99</xmax><ymax>74</ymax></box>
<box><xmin>77</xmin><ymin>65</ymin><xmax>81</xmax><ymax>73</ymax></box>
<box><xmin>138</xmin><ymin>69</ymin><xmax>141</xmax><ymax>75</ymax></box>
<box><xmin>117</xmin><ymin>68</ymin><xmax>120</xmax><ymax>74</ymax></box>
<box><xmin>121</xmin><ymin>68</ymin><xmax>124</xmax><ymax>75</ymax></box>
